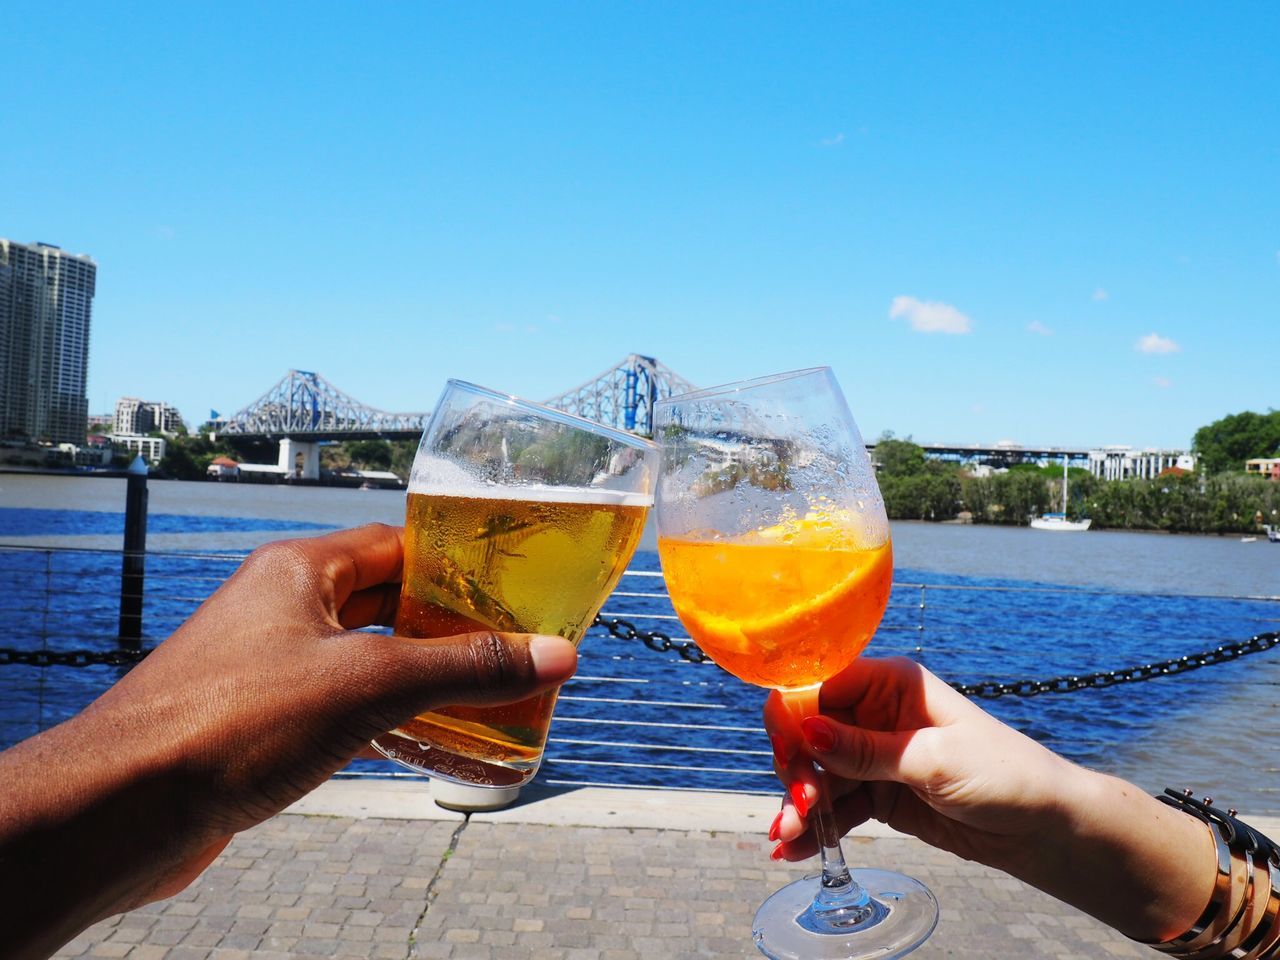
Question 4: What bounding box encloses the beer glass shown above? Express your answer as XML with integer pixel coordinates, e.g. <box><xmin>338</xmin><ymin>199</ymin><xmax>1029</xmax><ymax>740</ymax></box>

<box><xmin>654</xmin><ymin>367</ymin><xmax>937</xmax><ymax>960</ymax></box>
<box><xmin>373</xmin><ymin>380</ymin><xmax>657</xmax><ymax>789</ymax></box>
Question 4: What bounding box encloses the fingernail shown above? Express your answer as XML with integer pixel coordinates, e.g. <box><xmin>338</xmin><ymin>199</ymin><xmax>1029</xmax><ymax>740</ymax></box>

<box><xmin>801</xmin><ymin>716</ymin><xmax>837</xmax><ymax>752</ymax></box>
<box><xmin>529</xmin><ymin>635</ymin><xmax>576</xmax><ymax>680</ymax></box>
<box><xmin>770</xmin><ymin>734</ymin><xmax>790</xmax><ymax>767</ymax></box>
<box><xmin>770</xmin><ymin>844</ymin><xmax>785</xmax><ymax>861</ymax></box>
<box><xmin>790</xmin><ymin>781</ymin><xmax>810</xmax><ymax>818</ymax></box>
<box><xmin>768</xmin><ymin>811</ymin><xmax>783</xmax><ymax>842</ymax></box>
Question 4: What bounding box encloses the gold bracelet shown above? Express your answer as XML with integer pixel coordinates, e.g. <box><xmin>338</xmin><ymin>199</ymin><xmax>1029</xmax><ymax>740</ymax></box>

<box><xmin>1251</xmin><ymin>863</ymin><xmax>1280</xmax><ymax>960</ymax></box>
<box><xmin>1152</xmin><ymin>815</ymin><xmax>1238</xmax><ymax>953</ymax></box>
<box><xmin>1234</xmin><ymin>855</ymin><xmax>1280</xmax><ymax>959</ymax></box>
<box><xmin>1207</xmin><ymin>847</ymin><xmax>1264</xmax><ymax>959</ymax></box>
<box><xmin>1255</xmin><ymin>916</ymin><xmax>1280</xmax><ymax>960</ymax></box>
<box><xmin>1178</xmin><ymin>848</ymin><xmax>1255</xmax><ymax>960</ymax></box>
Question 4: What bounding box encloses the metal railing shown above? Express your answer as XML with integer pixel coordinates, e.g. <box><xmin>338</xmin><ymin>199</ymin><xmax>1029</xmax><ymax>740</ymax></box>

<box><xmin>2</xmin><ymin>544</ymin><xmax>1279</xmax><ymax>806</ymax></box>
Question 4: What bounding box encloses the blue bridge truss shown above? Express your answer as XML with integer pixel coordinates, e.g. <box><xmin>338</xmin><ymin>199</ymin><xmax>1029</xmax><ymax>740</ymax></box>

<box><xmin>218</xmin><ymin>355</ymin><xmax>699</xmax><ymax>439</ymax></box>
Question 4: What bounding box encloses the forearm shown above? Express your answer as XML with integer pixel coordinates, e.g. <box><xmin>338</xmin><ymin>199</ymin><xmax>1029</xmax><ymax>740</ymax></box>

<box><xmin>0</xmin><ymin>710</ymin><xmax>195</xmax><ymax>960</ymax></box>
<box><xmin>1010</xmin><ymin>766</ymin><xmax>1216</xmax><ymax>943</ymax></box>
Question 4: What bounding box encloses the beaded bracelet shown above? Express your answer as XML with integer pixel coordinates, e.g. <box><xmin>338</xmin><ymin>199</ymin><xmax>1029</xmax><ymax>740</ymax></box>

<box><xmin>1147</xmin><ymin>790</ymin><xmax>1280</xmax><ymax>960</ymax></box>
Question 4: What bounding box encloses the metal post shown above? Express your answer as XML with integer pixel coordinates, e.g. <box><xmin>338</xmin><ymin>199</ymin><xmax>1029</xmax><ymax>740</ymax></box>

<box><xmin>118</xmin><ymin>455</ymin><xmax>148</xmax><ymax>651</ymax></box>
<box><xmin>623</xmin><ymin>367</ymin><xmax>638</xmax><ymax>432</ymax></box>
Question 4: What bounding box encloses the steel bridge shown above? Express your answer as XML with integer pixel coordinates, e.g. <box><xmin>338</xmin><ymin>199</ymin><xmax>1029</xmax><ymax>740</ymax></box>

<box><xmin>218</xmin><ymin>355</ymin><xmax>700</xmax><ymax>442</ymax></box>
<box><xmin>214</xmin><ymin>357</ymin><xmax>700</xmax><ymax>478</ymax></box>
<box><xmin>217</xmin><ymin>369</ymin><xmax>431</xmax><ymax>441</ymax></box>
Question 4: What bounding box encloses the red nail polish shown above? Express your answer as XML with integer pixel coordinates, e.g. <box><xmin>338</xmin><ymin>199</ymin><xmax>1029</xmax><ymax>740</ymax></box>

<box><xmin>770</xmin><ymin>844</ymin><xmax>785</xmax><ymax>861</ymax></box>
<box><xmin>790</xmin><ymin>781</ymin><xmax>810</xmax><ymax>818</ymax></box>
<box><xmin>801</xmin><ymin>716</ymin><xmax>837</xmax><ymax>752</ymax></box>
<box><xmin>769</xmin><ymin>811</ymin><xmax>782</xmax><ymax>842</ymax></box>
<box><xmin>770</xmin><ymin>734</ymin><xmax>790</xmax><ymax>767</ymax></box>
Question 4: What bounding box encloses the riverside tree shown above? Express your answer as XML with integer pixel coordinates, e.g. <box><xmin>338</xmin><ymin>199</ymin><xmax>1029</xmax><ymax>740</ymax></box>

<box><xmin>1192</xmin><ymin>410</ymin><xmax>1280</xmax><ymax>474</ymax></box>
<box><xmin>873</xmin><ymin>435</ymin><xmax>963</xmax><ymax>521</ymax></box>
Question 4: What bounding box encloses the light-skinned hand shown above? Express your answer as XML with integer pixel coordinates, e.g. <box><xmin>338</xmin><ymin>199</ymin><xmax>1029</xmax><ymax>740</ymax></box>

<box><xmin>763</xmin><ymin>656</ymin><xmax>1215</xmax><ymax>943</ymax></box>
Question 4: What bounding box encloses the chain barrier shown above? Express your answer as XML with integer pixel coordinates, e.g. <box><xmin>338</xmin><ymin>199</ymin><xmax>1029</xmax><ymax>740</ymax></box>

<box><xmin>591</xmin><ymin>617</ymin><xmax>1280</xmax><ymax>699</ymax></box>
<box><xmin>593</xmin><ymin>615</ymin><xmax>717</xmax><ymax>664</ymax></box>
<box><xmin>0</xmin><ymin>647</ymin><xmax>150</xmax><ymax>668</ymax></box>
<box><xmin>3</xmin><ymin>623</ymin><xmax>1279</xmax><ymax>701</ymax></box>
<box><xmin>947</xmin><ymin>630</ymin><xmax>1280</xmax><ymax>699</ymax></box>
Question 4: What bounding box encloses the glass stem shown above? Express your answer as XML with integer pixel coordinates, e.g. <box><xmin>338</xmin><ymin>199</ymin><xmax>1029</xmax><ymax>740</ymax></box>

<box><xmin>809</xmin><ymin>763</ymin><xmax>872</xmax><ymax>915</ymax></box>
<box><xmin>782</xmin><ymin>686</ymin><xmax>875</xmax><ymax>919</ymax></box>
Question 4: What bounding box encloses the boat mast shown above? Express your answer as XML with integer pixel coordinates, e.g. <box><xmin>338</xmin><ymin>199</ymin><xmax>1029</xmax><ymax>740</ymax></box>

<box><xmin>1061</xmin><ymin>456</ymin><xmax>1068</xmax><ymax>516</ymax></box>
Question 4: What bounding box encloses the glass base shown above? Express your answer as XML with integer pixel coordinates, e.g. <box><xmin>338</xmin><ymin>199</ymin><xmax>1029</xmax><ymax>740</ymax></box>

<box><xmin>752</xmin><ymin>869</ymin><xmax>938</xmax><ymax>960</ymax></box>
<box><xmin>430</xmin><ymin>778</ymin><xmax>523</xmax><ymax>812</ymax></box>
<box><xmin>371</xmin><ymin>732</ymin><xmax>537</xmax><ymax>788</ymax></box>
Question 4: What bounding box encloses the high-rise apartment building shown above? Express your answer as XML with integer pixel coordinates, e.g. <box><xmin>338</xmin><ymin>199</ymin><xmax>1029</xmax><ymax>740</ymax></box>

<box><xmin>114</xmin><ymin>396</ymin><xmax>184</xmax><ymax>436</ymax></box>
<box><xmin>0</xmin><ymin>240</ymin><xmax>97</xmax><ymax>443</ymax></box>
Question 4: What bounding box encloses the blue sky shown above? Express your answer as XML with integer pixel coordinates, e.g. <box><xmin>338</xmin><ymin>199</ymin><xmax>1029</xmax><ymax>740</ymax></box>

<box><xmin>3</xmin><ymin>2</ymin><xmax>1276</xmax><ymax>450</ymax></box>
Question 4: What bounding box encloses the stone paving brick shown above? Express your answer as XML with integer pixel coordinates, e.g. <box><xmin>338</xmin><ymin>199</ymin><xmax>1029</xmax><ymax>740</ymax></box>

<box><xmin>158</xmin><ymin>948</ymin><xmax>211</xmax><ymax>960</ymax></box>
<box><xmin>50</xmin><ymin>809</ymin><xmax>1153</xmax><ymax>959</ymax></box>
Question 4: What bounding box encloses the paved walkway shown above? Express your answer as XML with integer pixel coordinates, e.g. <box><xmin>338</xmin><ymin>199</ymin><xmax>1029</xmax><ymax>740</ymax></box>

<box><xmin>55</xmin><ymin>780</ymin><xmax>1157</xmax><ymax>960</ymax></box>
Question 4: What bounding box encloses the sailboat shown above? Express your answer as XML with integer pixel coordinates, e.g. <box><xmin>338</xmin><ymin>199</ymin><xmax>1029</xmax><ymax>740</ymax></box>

<box><xmin>1030</xmin><ymin>457</ymin><xmax>1092</xmax><ymax>532</ymax></box>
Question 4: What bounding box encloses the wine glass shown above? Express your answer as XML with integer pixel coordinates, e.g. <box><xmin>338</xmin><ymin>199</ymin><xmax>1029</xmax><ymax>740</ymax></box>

<box><xmin>653</xmin><ymin>367</ymin><xmax>937</xmax><ymax>960</ymax></box>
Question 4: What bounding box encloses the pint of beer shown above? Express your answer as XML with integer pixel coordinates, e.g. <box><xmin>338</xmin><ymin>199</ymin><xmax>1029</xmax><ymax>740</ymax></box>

<box><xmin>372</xmin><ymin>380</ymin><xmax>657</xmax><ymax>788</ymax></box>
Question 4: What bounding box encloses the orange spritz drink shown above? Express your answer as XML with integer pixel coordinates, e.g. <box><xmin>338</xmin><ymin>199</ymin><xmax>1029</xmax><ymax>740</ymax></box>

<box><xmin>658</xmin><ymin>513</ymin><xmax>892</xmax><ymax>690</ymax></box>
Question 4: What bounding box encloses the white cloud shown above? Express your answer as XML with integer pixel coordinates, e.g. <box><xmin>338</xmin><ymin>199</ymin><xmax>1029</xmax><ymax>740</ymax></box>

<box><xmin>1092</xmin><ymin>287</ymin><xmax>1109</xmax><ymax>301</ymax></box>
<box><xmin>1027</xmin><ymin>321</ymin><xmax>1053</xmax><ymax>336</ymax></box>
<box><xmin>821</xmin><ymin>133</ymin><xmax>845</xmax><ymax>147</ymax></box>
<box><xmin>889</xmin><ymin>296</ymin><xmax>972</xmax><ymax>334</ymax></box>
<box><xmin>1154</xmin><ymin>377</ymin><xmax>1173</xmax><ymax>388</ymax></box>
<box><xmin>1136</xmin><ymin>333</ymin><xmax>1181</xmax><ymax>354</ymax></box>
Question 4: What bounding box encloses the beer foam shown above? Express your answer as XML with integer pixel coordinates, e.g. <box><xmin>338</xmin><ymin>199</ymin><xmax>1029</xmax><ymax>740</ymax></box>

<box><xmin>409</xmin><ymin>458</ymin><xmax>652</xmax><ymax>507</ymax></box>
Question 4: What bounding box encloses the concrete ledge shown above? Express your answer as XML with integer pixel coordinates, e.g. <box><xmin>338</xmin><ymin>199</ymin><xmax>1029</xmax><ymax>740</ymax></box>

<box><xmin>286</xmin><ymin>776</ymin><xmax>1280</xmax><ymax>844</ymax></box>
<box><xmin>286</xmin><ymin>776</ymin><xmax>910</xmax><ymax>838</ymax></box>
<box><xmin>284</xmin><ymin>776</ymin><xmax>464</xmax><ymax>821</ymax></box>
<box><xmin>473</xmin><ymin>783</ymin><xmax>784</xmax><ymax>833</ymax></box>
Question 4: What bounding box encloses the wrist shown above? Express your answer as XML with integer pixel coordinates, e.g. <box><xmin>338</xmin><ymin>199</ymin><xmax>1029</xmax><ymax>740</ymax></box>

<box><xmin>0</xmin><ymin>703</ymin><xmax>204</xmax><ymax>959</ymax></box>
<box><xmin>1057</xmin><ymin>769</ymin><xmax>1216</xmax><ymax>941</ymax></box>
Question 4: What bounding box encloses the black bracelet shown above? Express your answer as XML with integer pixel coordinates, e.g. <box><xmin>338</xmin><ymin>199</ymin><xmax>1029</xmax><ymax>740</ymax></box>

<box><xmin>1157</xmin><ymin>790</ymin><xmax>1280</xmax><ymax>868</ymax></box>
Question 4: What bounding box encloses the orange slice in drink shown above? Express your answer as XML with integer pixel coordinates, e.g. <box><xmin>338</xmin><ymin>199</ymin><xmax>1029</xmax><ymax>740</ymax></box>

<box><xmin>659</xmin><ymin>524</ymin><xmax>893</xmax><ymax>690</ymax></box>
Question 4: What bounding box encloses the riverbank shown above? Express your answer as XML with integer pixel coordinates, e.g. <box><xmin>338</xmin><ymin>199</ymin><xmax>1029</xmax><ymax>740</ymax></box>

<box><xmin>874</xmin><ymin>437</ymin><xmax>1280</xmax><ymax>535</ymax></box>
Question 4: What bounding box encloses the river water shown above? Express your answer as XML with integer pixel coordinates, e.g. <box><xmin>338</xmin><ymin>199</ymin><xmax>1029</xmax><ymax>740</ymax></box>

<box><xmin>2</xmin><ymin>474</ymin><xmax>1279</xmax><ymax>811</ymax></box>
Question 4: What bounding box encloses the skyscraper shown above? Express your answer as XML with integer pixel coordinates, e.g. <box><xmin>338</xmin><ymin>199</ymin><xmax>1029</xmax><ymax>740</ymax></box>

<box><xmin>0</xmin><ymin>240</ymin><xmax>97</xmax><ymax>443</ymax></box>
